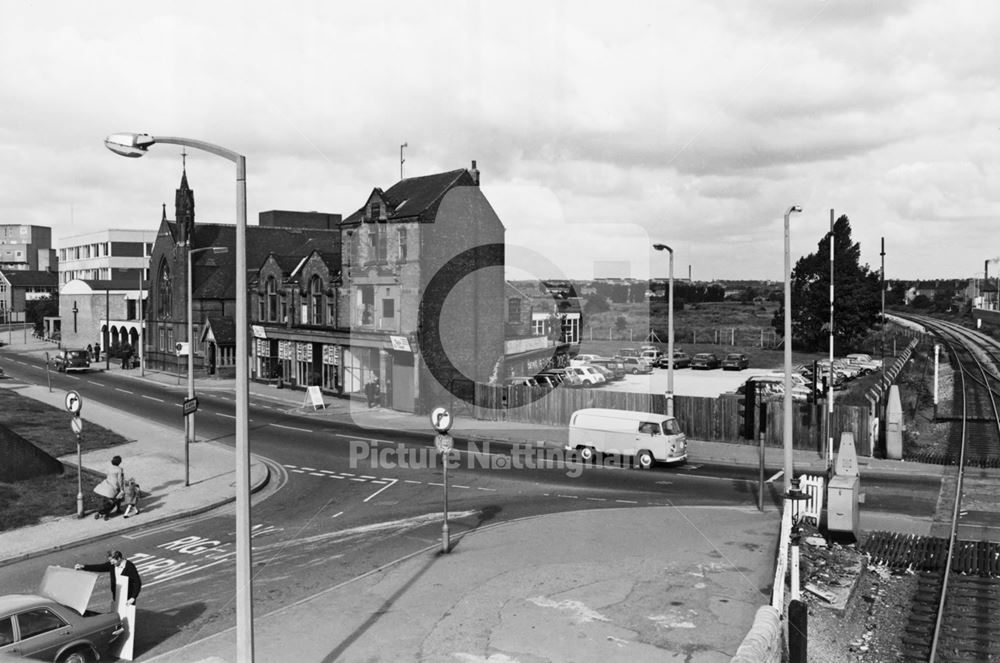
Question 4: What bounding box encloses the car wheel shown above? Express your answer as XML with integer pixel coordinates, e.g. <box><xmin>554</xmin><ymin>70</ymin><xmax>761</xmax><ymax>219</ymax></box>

<box><xmin>632</xmin><ymin>368</ymin><xmax>639</xmax><ymax>374</ymax></box>
<box><xmin>635</xmin><ymin>450</ymin><xmax>654</xmax><ymax>470</ymax></box>
<box><xmin>579</xmin><ymin>446</ymin><xmax>596</xmax><ymax>463</ymax></box>
<box><xmin>59</xmin><ymin>648</ymin><xmax>92</xmax><ymax>663</ymax></box>
<box><xmin>582</xmin><ymin>379</ymin><xmax>592</xmax><ymax>386</ymax></box>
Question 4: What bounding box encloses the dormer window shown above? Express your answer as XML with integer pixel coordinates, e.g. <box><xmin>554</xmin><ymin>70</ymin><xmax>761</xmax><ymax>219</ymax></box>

<box><xmin>369</xmin><ymin>202</ymin><xmax>381</xmax><ymax>221</ymax></box>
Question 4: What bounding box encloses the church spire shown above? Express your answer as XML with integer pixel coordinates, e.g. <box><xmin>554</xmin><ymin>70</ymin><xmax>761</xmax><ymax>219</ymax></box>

<box><xmin>175</xmin><ymin>152</ymin><xmax>195</xmax><ymax>245</ymax></box>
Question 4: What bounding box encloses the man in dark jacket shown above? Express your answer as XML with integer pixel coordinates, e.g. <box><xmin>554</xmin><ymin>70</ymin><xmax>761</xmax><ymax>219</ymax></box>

<box><xmin>75</xmin><ymin>550</ymin><xmax>142</xmax><ymax>605</ymax></box>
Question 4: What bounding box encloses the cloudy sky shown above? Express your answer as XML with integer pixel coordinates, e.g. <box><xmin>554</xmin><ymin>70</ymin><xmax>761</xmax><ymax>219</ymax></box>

<box><xmin>2</xmin><ymin>1</ymin><xmax>998</xmax><ymax>283</ymax></box>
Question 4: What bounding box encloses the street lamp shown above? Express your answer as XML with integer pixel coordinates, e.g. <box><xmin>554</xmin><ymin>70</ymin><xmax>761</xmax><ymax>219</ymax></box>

<box><xmin>652</xmin><ymin>243</ymin><xmax>675</xmax><ymax>416</ymax></box>
<box><xmin>783</xmin><ymin>205</ymin><xmax>802</xmax><ymax>494</ymax></box>
<box><xmin>187</xmin><ymin>245</ymin><xmax>229</xmax><ymax>487</ymax></box>
<box><xmin>105</xmin><ymin>132</ymin><xmax>254</xmax><ymax>661</ymax></box>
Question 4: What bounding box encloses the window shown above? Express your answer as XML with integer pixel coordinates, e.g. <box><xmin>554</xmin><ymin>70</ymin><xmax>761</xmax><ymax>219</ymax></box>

<box><xmin>266</xmin><ymin>277</ymin><xmax>279</xmax><ymax>322</ymax></box>
<box><xmin>398</xmin><ymin>228</ymin><xmax>407</xmax><ymax>262</ymax></box>
<box><xmin>156</xmin><ymin>260</ymin><xmax>172</xmax><ymax>319</ymax></box>
<box><xmin>368</xmin><ymin>227</ymin><xmax>387</xmax><ymax>263</ymax></box>
<box><xmin>359</xmin><ymin>286</ymin><xmax>374</xmax><ymax>325</ymax></box>
<box><xmin>638</xmin><ymin>422</ymin><xmax>661</xmax><ymax>436</ymax></box>
<box><xmin>310</xmin><ymin>275</ymin><xmax>324</xmax><ymax>325</ymax></box>
<box><xmin>0</xmin><ymin>616</ymin><xmax>12</xmax><ymax>645</ymax></box>
<box><xmin>532</xmin><ymin>318</ymin><xmax>546</xmax><ymax>336</ymax></box>
<box><xmin>382</xmin><ymin>298</ymin><xmax>394</xmax><ymax>318</ymax></box>
<box><xmin>508</xmin><ymin>298</ymin><xmax>522</xmax><ymax>323</ymax></box>
<box><xmin>17</xmin><ymin>607</ymin><xmax>66</xmax><ymax>639</ymax></box>
<box><xmin>369</xmin><ymin>202</ymin><xmax>380</xmax><ymax>220</ymax></box>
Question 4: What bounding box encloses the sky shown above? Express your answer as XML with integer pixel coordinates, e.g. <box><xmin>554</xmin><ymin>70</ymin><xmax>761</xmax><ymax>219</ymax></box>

<box><xmin>2</xmin><ymin>1</ymin><xmax>998</xmax><ymax>284</ymax></box>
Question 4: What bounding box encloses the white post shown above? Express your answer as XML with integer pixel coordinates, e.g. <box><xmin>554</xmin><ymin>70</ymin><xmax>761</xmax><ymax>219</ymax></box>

<box><xmin>783</xmin><ymin>206</ymin><xmax>802</xmax><ymax>494</ymax></box>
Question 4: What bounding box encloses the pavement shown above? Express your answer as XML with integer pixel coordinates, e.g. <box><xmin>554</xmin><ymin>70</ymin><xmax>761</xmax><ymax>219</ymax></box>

<box><xmin>0</xmin><ymin>337</ymin><xmax>945</xmax><ymax>662</ymax></box>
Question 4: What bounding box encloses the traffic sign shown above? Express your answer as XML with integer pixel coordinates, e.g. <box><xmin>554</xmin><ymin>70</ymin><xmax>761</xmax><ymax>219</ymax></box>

<box><xmin>430</xmin><ymin>407</ymin><xmax>452</xmax><ymax>433</ymax></box>
<box><xmin>434</xmin><ymin>434</ymin><xmax>454</xmax><ymax>453</ymax></box>
<box><xmin>65</xmin><ymin>390</ymin><xmax>82</xmax><ymax>415</ymax></box>
<box><xmin>70</xmin><ymin>416</ymin><xmax>83</xmax><ymax>435</ymax></box>
<box><xmin>183</xmin><ymin>396</ymin><xmax>199</xmax><ymax>416</ymax></box>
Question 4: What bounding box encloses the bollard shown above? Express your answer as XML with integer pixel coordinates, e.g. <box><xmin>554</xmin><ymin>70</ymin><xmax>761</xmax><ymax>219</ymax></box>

<box><xmin>788</xmin><ymin>599</ymin><xmax>807</xmax><ymax>663</ymax></box>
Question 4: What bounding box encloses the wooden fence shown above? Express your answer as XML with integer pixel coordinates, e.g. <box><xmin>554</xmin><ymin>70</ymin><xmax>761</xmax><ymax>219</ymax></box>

<box><xmin>474</xmin><ymin>385</ymin><xmax>872</xmax><ymax>456</ymax></box>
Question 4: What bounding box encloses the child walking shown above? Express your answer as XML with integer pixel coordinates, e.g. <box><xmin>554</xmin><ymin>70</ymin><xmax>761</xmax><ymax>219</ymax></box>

<box><xmin>121</xmin><ymin>478</ymin><xmax>141</xmax><ymax>518</ymax></box>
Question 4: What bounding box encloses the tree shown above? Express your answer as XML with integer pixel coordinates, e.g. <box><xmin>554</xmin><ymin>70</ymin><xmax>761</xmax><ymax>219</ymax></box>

<box><xmin>771</xmin><ymin>215</ymin><xmax>881</xmax><ymax>352</ymax></box>
<box><xmin>583</xmin><ymin>296</ymin><xmax>610</xmax><ymax>315</ymax></box>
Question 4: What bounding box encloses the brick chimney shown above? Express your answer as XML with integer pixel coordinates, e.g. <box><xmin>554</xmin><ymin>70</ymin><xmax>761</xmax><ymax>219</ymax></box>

<box><xmin>469</xmin><ymin>160</ymin><xmax>480</xmax><ymax>186</ymax></box>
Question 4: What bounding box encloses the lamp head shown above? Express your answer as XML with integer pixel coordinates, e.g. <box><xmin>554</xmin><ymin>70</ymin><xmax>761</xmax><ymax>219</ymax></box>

<box><xmin>786</xmin><ymin>205</ymin><xmax>803</xmax><ymax>215</ymax></box>
<box><xmin>652</xmin><ymin>243</ymin><xmax>673</xmax><ymax>253</ymax></box>
<box><xmin>104</xmin><ymin>133</ymin><xmax>155</xmax><ymax>158</ymax></box>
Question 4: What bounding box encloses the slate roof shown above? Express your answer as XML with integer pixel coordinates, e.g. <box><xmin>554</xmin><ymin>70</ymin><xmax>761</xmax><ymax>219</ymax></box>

<box><xmin>166</xmin><ymin>222</ymin><xmax>339</xmax><ymax>299</ymax></box>
<box><xmin>1</xmin><ymin>270</ymin><xmax>58</xmax><ymax>287</ymax></box>
<box><xmin>203</xmin><ymin>317</ymin><xmax>236</xmax><ymax>345</ymax></box>
<box><xmin>341</xmin><ymin>168</ymin><xmax>477</xmax><ymax>225</ymax></box>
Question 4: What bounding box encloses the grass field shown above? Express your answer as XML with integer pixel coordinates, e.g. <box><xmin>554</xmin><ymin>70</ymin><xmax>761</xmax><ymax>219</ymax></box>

<box><xmin>0</xmin><ymin>388</ymin><xmax>131</xmax><ymax>531</ymax></box>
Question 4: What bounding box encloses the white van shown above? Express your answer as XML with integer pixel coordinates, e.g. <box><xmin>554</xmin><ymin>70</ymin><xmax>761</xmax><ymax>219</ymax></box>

<box><xmin>566</xmin><ymin>408</ymin><xmax>687</xmax><ymax>469</ymax></box>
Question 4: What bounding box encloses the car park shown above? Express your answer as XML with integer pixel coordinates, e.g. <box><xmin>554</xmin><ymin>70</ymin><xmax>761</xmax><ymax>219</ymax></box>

<box><xmin>639</xmin><ymin>348</ymin><xmax>663</xmax><ymax>363</ymax></box>
<box><xmin>720</xmin><ymin>353</ymin><xmax>750</xmax><ymax>371</ymax></box>
<box><xmin>617</xmin><ymin>357</ymin><xmax>653</xmax><ymax>374</ymax></box>
<box><xmin>52</xmin><ymin>349</ymin><xmax>91</xmax><ymax>373</ymax></box>
<box><xmin>690</xmin><ymin>352</ymin><xmax>721</xmax><ymax>370</ymax></box>
<box><xmin>845</xmin><ymin>353</ymin><xmax>881</xmax><ymax>374</ymax></box>
<box><xmin>563</xmin><ymin>366</ymin><xmax>604</xmax><ymax>387</ymax></box>
<box><xmin>0</xmin><ymin>567</ymin><xmax>124</xmax><ymax>662</ymax></box>
<box><xmin>539</xmin><ymin>368</ymin><xmax>582</xmax><ymax>387</ymax></box>
<box><xmin>589</xmin><ymin>364</ymin><xmax>618</xmax><ymax>383</ymax></box>
<box><xmin>572</xmin><ymin>354</ymin><xmax>612</xmax><ymax>365</ymax></box>
<box><xmin>533</xmin><ymin>373</ymin><xmax>561</xmax><ymax>388</ymax></box>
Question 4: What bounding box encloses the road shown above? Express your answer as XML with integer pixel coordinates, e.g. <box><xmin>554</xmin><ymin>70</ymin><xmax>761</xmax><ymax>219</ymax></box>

<box><xmin>0</xmin><ymin>354</ymin><xmax>942</xmax><ymax>659</ymax></box>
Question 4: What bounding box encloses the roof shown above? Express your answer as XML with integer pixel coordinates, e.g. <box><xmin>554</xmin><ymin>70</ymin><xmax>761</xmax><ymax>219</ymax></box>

<box><xmin>203</xmin><ymin>317</ymin><xmax>236</xmax><ymax>345</ymax></box>
<box><xmin>342</xmin><ymin>168</ymin><xmax>476</xmax><ymax>225</ymax></box>
<box><xmin>0</xmin><ymin>593</ymin><xmax>49</xmax><ymax>613</ymax></box>
<box><xmin>1</xmin><ymin>270</ymin><xmax>58</xmax><ymax>287</ymax></box>
<box><xmin>170</xmin><ymin>223</ymin><xmax>340</xmax><ymax>299</ymax></box>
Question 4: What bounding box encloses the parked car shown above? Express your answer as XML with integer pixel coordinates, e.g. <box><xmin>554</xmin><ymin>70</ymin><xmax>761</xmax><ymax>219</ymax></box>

<box><xmin>577</xmin><ymin>365</ymin><xmax>607</xmax><ymax>385</ymax></box>
<box><xmin>601</xmin><ymin>360</ymin><xmax>628</xmax><ymax>380</ymax></box>
<box><xmin>690</xmin><ymin>353</ymin><xmax>721</xmax><ymax>370</ymax></box>
<box><xmin>571</xmin><ymin>354</ymin><xmax>612</xmax><ymax>366</ymax></box>
<box><xmin>618</xmin><ymin>348</ymin><xmax>641</xmax><ymax>358</ymax></box>
<box><xmin>639</xmin><ymin>348</ymin><xmax>663</xmax><ymax>364</ymax></box>
<box><xmin>845</xmin><ymin>353</ymin><xmax>881</xmax><ymax>374</ymax></box>
<box><xmin>540</xmin><ymin>368</ymin><xmax>582</xmax><ymax>387</ymax></box>
<box><xmin>52</xmin><ymin>349</ymin><xmax>91</xmax><ymax>373</ymax></box>
<box><xmin>533</xmin><ymin>373</ymin><xmax>561</xmax><ymax>388</ymax></box>
<box><xmin>589</xmin><ymin>364</ymin><xmax>618</xmax><ymax>383</ymax></box>
<box><xmin>656</xmin><ymin>351</ymin><xmax>691</xmax><ymax>369</ymax></box>
<box><xmin>721</xmin><ymin>353</ymin><xmax>750</xmax><ymax>371</ymax></box>
<box><xmin>0</xmin><ymin>567</ymin><xmax>124</xmax><ymax>662</ymax></box>
<box><xmin>740</xmin><ymin>374</ymin><xmax>817</xmax><ymax>402</ymax></box>
<box><xmin>504</xmin><ymin>376</ymin><xmax>539</xmax><ymax>387</ymax></box>
<box><xmin>561</xmin><ymin>366</ymin><xmax>598</xmax><ymax>387</ymax></box>
<box><xmin>617</xmin><ymin>356</ymin><xmax>653</xmax><ymax>374</ymax></box>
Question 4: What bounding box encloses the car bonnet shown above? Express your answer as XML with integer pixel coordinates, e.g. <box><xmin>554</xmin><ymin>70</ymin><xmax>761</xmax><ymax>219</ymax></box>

<box><xmin>38</xmin><ymin>565</ymin><xmax>98</xmax><ymax>615</ymax></box>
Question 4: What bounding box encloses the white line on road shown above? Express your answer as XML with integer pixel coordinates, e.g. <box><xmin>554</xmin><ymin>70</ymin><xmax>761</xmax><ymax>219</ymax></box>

<box><xmin>557</xmin><ymin>494</ymin><xmax>578</xmax><ymax>499</ymax></box>
<box><xmin>270</xmin><ymin>423</ymin><xmax>312</xmax><ymax>433</ymax></box>
<box><xmin>404</xmin><ymin>480</ymin><xmax>421</xmax><ymax>484</ymax></box>
<box><xmin>216</xmin><ymin>413</ymin><xmax>235</xmax><ymax>419</ymax></box>
<box><xmin>302</xmin><ymin>467</ymin><xmax>316</xmax><ymax>471</ymax></box>
<box><xmin>476</xmin><ymin>487</ymin><xmax>496</xmax><ymax>491</ymax></box>
<box><xmin>142</xmin><ymin>395</ymin><xmax>165</xmax><ymax>402</ymax></box>
<box><xmin>115</xmin><ymin>388</ymin><xmax>134</xmax><ymax>394</ymax></box>
<box><xmin>364</xmin><ymin>478</ymin><xmax>398</xmax><ymax>503</ymax></box>
<box><xmin>453</xmin><ymin>485</ymin><xmax>470</xmax><ymax>489</ymax></box>
<box><xmin>615</xmin><ymin>499</ymin><xmax>638</xmax><ymax>504</ymax></box>
<box><xmin>309</xmin><ymin>472</ymin><xmax>325</xmax><ymax>476</ymax></box>
<box><xmin>334</xmin><ymin>433</ymin><xmax>390</xmax><ymax>444</ymax></box>
<box><xmin>331</xmin><ymin>511</ymin><xmax>343</xmax><ymax>518</ymax></box>
<box><xmin>349</xmin><ymin>478</ymin><xmax>367</xmax><ymax>482</ymax></box>
<box><xmin>586</xmin><ymin>497</ymin><xmax>607</xmax><ymax>501</ymax></box>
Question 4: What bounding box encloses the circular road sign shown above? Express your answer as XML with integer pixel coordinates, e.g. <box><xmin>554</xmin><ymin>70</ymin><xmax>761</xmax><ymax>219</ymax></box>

<box><xmin>71</xmin><ymin>416</ymin><xmax>83</xmax><ymax>435</ymax></box>
<box><xmin>430</xmin><ymin>407</ymin><xmax>452</xmax><ymax>434</ymax></box>
<box><xmin>65</xmin><ymin>390</ymin><xmax>83</xmax><ymax>415</ymax></box>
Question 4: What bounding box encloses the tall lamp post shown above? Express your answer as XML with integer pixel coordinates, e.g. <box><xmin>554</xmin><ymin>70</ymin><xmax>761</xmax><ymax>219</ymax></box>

<box><xmin>783</xmin><ymin>205</ymin><xmax>802</xmax><ymax>494</ymax></box>
<box><xmin>186</xmin><ymin>245</ymin><xmax>229</xmax><ymax>487</ymax></box>
<box><xmin>104</xmin><ymin>132</ymin><xmax>254</xmax><ymax>661</ymax></box>
<box><xmin>652</xmin><ymin>243</ymin><xmax>675</xmax><ymax>416</ymax></box>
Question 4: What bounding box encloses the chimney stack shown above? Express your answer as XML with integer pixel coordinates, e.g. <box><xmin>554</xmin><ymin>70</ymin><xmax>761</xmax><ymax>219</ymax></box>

<box><xmin>470</xmin><ymin>160</ymin><xmax>480</xmax><ymax>186</ymax></box>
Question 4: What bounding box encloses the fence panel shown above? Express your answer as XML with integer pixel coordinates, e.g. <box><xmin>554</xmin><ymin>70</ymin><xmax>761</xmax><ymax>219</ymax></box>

<box><xmin>473</xmin><ymin>384</ymin><xmax>871</xmax><ymax>454</ymax></box>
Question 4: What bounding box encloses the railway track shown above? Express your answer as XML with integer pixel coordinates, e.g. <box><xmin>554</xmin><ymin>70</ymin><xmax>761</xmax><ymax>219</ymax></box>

<box><xmin>879</xmin><ymin>314</ymin><xmax>1000</xmax><ymax>661</ymax></box>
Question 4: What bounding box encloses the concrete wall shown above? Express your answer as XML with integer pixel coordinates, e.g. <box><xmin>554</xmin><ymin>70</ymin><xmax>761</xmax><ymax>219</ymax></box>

<box><xmin>730</xmin><ymin>605</ymin><xmax>783</xmax><ymax>663</ymax></box>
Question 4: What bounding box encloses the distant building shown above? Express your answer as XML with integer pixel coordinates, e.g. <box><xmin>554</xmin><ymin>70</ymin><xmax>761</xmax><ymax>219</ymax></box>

<box><xmin>0</xmin><ymin>224</ymin><xmax>56</xmax><ymax>272</ymax></box>
<box><xmin>502</xmin><ymin>280</ymin><xmax>580</xmax><ymax>378</ymax></box>
<box><xmin>58</xmin><ymin>229</ymin><xmax>157</xmax><ymax>285</ymax></box>
<box><xmin>0</xmin><ymin>269</ymin><xmax>58</xmax><ymax>326</ymax></box>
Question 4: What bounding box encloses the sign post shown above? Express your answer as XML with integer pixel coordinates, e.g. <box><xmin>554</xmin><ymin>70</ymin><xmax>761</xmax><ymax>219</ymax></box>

<box><xmin>65</xmin><ymin>391</ymin><xmax>84</xmax><ymax>518</ymax></box>
<box><xmin>431</xmin><ymin>408</ymin><xmax>453</xmax><ymax>553</ymax></box>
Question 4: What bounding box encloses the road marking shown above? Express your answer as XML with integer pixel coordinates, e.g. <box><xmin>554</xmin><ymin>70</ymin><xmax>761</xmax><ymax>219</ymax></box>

<box><xmin>142</xmin><ymin>395</ymin><xmax>165</xmax><ymax>402</ymax></box>
<box><xmin>766</xmin><ymin>470</ymin><xmax>784</xmax><ymax>483</ymax></box>
<box><xmin>349</xmin><ymin>478</ymin><xmax>367</xmax><ymax>482</ymax></box>
<box><xmin>327</xmin><ymin>474</ymin><xmax>344</xmax><ymax>479</ymax></box>
<box><xmin>428</xmin><ymin>482</ymin><xmax>444</xmax><ymax>487</ymax></box>
<box><xmin>302</xmin><ymin>467</ymin><xmax>316</xmax><ymax>471</ymax></box>
<box><xmin>334</xmin><ymin>433</ymin><xmax>391</xmax><ymax>444</ymax></box>
<box><xmin>216</xmin><ymin>413</ymin><xmax>235</xmax><ymax>419</ymax></box>
<box><xmin>85</xmin><ymin>380</ymin><xmax>102</xmax><ymax>386</ymax></box>
<box><xmin>115</xmin><ymin>388</ymin><xmax>134</xmax><ymax>394</ymax></box>
<box><xmin>271</xmin><ymin>423</ymin><xmax>312</xmax><ymax>433</ymax></box>
<box><xmin>404</xmin><ymin>480</ymin><xmax>421</xmax><ymax>484</ymax></box>
<box><xmin>586</xmin><ymin>497</ymin><xmax>607</xmax><ymax>501</ymax></box>
<box><xmin>476</xmin><ymin>487</ymin><xmax>496</xmax><ymax>491</ymax></box>
<box><xmin>331</xmin><ymin>512</ymin><xmax>343</xmax><ymax>518</ymax></box>
<box><xmin>453</xmin><ymin>484</ymin><xmax>470</xmax><ymax>489</ymax></box>
<box><xmin>360</xmin><ymin>475</ymin><xmax>376</xmax><ymax>479</ymax></box>
<box><xmin>309</xmin><ymin>472</ymin><xmax>325</xmax><ymax>476</ymax></box>
<box><xmin>557</xmin><ymin>494</ymin><xmax>578</xmax><ymax>499</ymax></box>
<box><xmin>364</xmin><ymin>478</ymin><xmax>398</xmax><ymax>503</ymax></box>
<box><xmin>615</xmin><ymin>499</ymin><xmax>638</xmax><ymax>504</ymax></box>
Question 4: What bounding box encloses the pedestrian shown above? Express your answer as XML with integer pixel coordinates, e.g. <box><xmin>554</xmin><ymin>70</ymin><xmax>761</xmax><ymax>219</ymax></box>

<box><xmin>93</xmin><ymin>455</ymin><xmax>125</xmax><ymax>520</ymax></box>
<box><xmin>121</xmin><ymin>342</ymin><xmax>131</xmax><ymax>369</ymax></box>
<box><xmin>74</xmin><ymin>550</ymin><xmax>142</xmax><ymax>607</ymax></box>
<box><xmin>94</xmin><ymin>342</ymin><xmax>101</xmax><ymax>362</ymax></box>
<box><xmin>121</xmin><ymin>478</ymin><xmax>141</xmax><ymax>518</ymax></box>
<box><xmin>365</xmin><ymin>375</ymin><xmax>381</xmax><ymax>408</ymax></box>
<box><xmin>87</xmin><ymin>343</ymin><xmax>93</xmax><ymax>360</ymax></box>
